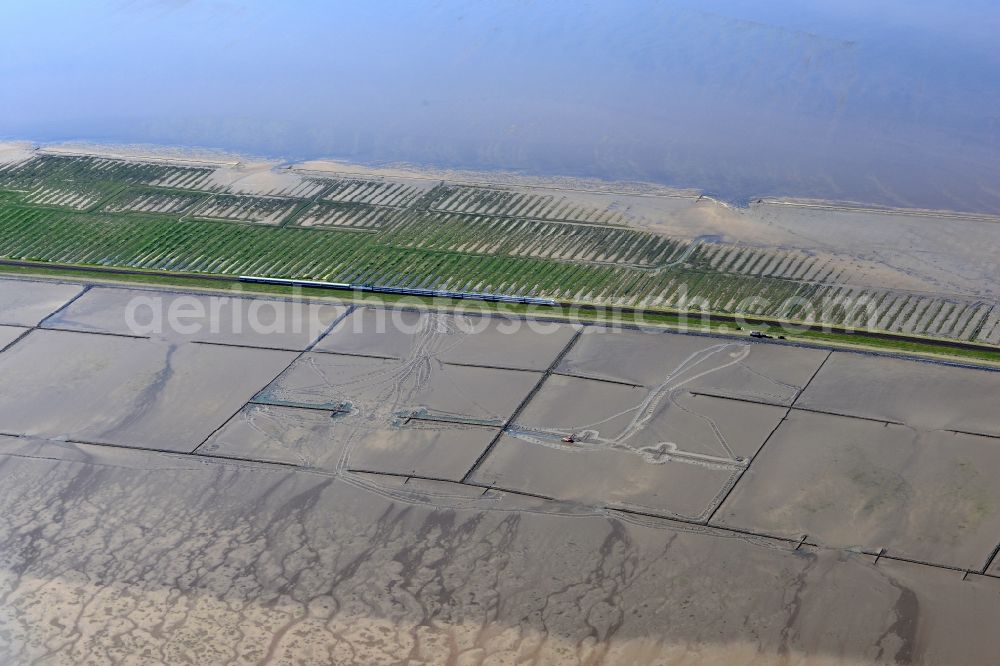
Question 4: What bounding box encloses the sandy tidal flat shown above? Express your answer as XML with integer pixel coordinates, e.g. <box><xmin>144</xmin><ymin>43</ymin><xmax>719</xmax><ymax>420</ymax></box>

<box><xmin>2</xmin><ymin>437</ymin><xmax>1000</xmax><ymax>664</ymax></box>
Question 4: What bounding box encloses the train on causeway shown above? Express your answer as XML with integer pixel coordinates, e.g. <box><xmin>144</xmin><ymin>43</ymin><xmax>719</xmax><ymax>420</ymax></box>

<box><xmin>238</xmin><ymin>276</ymin><xmax>558</xmax><ymax>306</ymax></box>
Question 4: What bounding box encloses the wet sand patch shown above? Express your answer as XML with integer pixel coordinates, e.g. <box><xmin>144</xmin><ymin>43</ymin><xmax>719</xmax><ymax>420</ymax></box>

<box><xmin>714</xmin><ymin>411</ymin><xmax>1000</xmax><ymax>570</ymax></box>
<box><xmin>2</xmin><ymin>441</ymin><xmax>968</xmax><ymax>664</ymax></box>
<box><xmin>255</xmin><ymin>353</ymin><xmax>539</xmax><ymax>426</ymax></box>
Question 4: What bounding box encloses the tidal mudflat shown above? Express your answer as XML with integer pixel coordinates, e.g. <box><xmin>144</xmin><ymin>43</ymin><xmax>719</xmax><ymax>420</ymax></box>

<box><xmin>2</xmin><ymin>275</ymin><xmax>1000</xmax><ymax>663</ymax></box>
<box><xmin>469</xmin><ymin>373</ymin><xmax>787</xmax><ymax>518</ymax></box>
<box><xmin>3</xmin><ymin>437</ymin><xmax>1000</xmax><ymax>664</ymax></box>
<box><xmin>202</xmin><ymin>403</ymin><xmax>501</xmax><ymax>481</ymax></box>
<box><xmin>557</xmin><ymin>328</ymin><xmax>829</xmax><ymax>404</ymax></box>
<box><xmin>0</xmin><ymin>328</ymin><xmax>294</xmax><ymax>451</ymax></box>
<box><xmin>469</xmin><ymin>432</ymin><xmax>742</xmax><ymax>520</ymax></box>
<box><xmin>522</xmin><ymin>373</ymin><xmax>787</xmax><ymax>463</ymax></box>
<box><xmin>314</xmin><ymin>306</ymin><xmax>578</xmax><ymax>371</ymax></box>
<box><xmin>0</xmin><ymin>278</ymin><xmax>83</xmax><ymax>326</ymax></box>
<box><xmin>199</xmin><ymin>403</ymin><xmax>347</xmax><ymax>467</ymax></box>
<box><xmin>342</xmin><ymin>421</ymin><xmax>501</xmax><ymax>481</ymax></box>
<box><xmin>42</xmin><ymin>286</ymin><xmax>347</xmax><ymax>350</ymax></box>
<box><xmin>255</xmin><ymin>352</ymin><xmax>539</xmax><ymax>426</ymax></box>
<box><xmin>715</xmin><ymin>411</ymin><xmax>1000</xmax><ymax>571</ymax></box>
<box><xmin>0</xmin><ymin>325</ymin><xmax>25</xmax><ymax>351</ymax></box>
<box><xmin>794</xmin><ymin>352</ymin><xmax>1000</xmax><ymax>436</ymax></box>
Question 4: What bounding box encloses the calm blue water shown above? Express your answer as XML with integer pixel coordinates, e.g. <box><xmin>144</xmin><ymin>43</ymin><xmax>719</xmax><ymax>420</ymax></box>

<box><xmin>2</xmin><ymin>1</ymin><xmax>999</xmax><ymax>212</ymax></box>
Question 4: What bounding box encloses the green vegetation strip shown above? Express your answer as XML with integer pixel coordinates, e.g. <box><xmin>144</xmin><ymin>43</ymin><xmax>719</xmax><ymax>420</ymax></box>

<box><xmin>0</xmin><ymin>153</ymin><xmax>996</xmax><ymax>346</ymax></box>
<box><xmin>3</xmin><ymin>260</ymin><xmax>999</xmax><ymax>367</ymax></box>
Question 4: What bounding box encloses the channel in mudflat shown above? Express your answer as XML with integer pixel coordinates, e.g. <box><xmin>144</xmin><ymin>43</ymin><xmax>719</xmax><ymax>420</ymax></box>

<box><xmin>2</xmin><ymin>436</ymin><xmax>1000</xmax><ymax>663</ymax></box>
<box><xmin>0</xmin><ymin>328</ymin><xmax>295</xmax><ymax>451</ymax></box>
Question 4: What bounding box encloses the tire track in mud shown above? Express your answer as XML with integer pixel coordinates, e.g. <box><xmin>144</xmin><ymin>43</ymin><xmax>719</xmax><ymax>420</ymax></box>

<box><xmin>460</xmin><ymin>329</ymin><xmax>584</xmax><ymax>483</ymax></box>
<box><xmin>454</xmin><ymin>336</ymin><xmax>818</xmax><ymax>525</ymax></box>
<box><xmin>191</xmin><ymin>304</ymin><xmax>357</xmax><ymax>454</ymax></box>
<box><xmin>257</xmin><ymin>311</ymin><xmax>533</xmax><ymax>478</ymax></box>
<box><xmin>508</xmin><ymin>341</ymin><xmax>798</xmax><ymax>470</ymax></box>
<box><xmin>7</xmin><ymin>278</ymin><xmax>1000</xmax><ymax>611</ymax></box>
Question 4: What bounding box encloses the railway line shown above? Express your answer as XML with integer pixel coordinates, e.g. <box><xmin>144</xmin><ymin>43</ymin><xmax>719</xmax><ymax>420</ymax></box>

<box><xmin>2</xmin><ymin>258</ymin><xmax>999</xmax><ymax>360</ymax></box>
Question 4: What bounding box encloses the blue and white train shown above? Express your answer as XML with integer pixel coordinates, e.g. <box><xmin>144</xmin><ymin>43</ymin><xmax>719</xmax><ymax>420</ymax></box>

<box><xmin>238</xmin><ymin>276</ymin><xmax>558</xmax><ymax>306</ymax></box>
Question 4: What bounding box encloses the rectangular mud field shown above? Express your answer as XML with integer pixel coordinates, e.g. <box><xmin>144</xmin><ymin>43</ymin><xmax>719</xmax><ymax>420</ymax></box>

<box><xmin>469</xmin><ymin>433</ymin><xmax>741</xmax><ymax>520</ymax></box>
<box><xmin>199</xmin><ymin>403</ymin><xmax>347</xmax><ymax>467</ymax></box>
<box><xmin>0</xmin><ymin>278</ymin><xmax>83</xmax><ymax>326</ymax></box>
<box><xmin>0</xmin><ymin>325</ymin><xmax>25</xmax><ymax>350</ymax></box>
<box><xmin>513</xmin><ymin>374</ymin><xmax>787</xmax><ymax>462</ymax></box>
<box><xmin>469</xmin><ymin>370</ymin><xmax>785</xmax><ymax>519</ymax></box>
<box><xmin>0</xmin><ymin>329</ymin><xmax>295</xmax><ymax>451</ymax></box>
<box><xmin>42</xmin><ymin>287</ymin><xmax>347</xmax><ymax>350</ymax></box>
<box><xmin>714</xmin><ymin>410</ymin><xmax>1000</xmax><ymax>570</ymax></box>
<box><xmin>254</xmin><ymin>352</ymin><xmax>540</xmax><ymax>426</ymax></box>
<box><xmin>4</xmin><ymin>278</ymin><xmax>1000</xmax><ymax>662</ymax></box>
<box><xmin>313</xmin><ymin>307</ymin><xmax>578</xmax><ymax>371</ymax></box>
<box><xmin>795</xmin><ymin>351</ymin><xmax>1000</xmax><ymax>435</ymax></box>
<box><xmin>206</xmin><ymin>402</ymin><xmax>502</xmax><ymax>481</ymax></box>
<box><xmin>557</xmin><ymin>328</ymin><xmax>829</xmax><ymax>405</ymax></box>
<box><xmin>342</xmin><ymin>420</ymin><xmax>501</xmax><ymax>481</ymax></box>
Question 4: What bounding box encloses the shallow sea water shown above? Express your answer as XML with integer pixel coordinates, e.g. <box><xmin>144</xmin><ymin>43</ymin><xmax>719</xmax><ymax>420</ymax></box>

<box><xmin>2</xmin><ymin>1</ymin><xmax>999</xmax><ymax>212</ymax></box>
